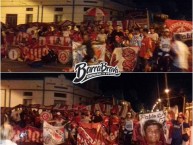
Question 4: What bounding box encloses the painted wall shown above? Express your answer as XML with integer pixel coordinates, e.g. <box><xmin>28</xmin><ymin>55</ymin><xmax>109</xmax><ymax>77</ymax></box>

<box><xmin>1</xmin><ymin>75</ymin><xmax>100</xmax><ymax>107</ymax></box>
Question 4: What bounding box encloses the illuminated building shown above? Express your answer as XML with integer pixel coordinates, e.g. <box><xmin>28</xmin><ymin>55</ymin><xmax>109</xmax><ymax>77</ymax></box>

<box><xmin>1</xmin><ymin>0</ymin><xmax>133</xmax><ymax>26</ymax></box>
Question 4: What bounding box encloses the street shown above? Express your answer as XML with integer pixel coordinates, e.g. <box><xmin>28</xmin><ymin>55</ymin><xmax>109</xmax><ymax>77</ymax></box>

<box><xmin>1</xmin><ymin>58</ymin><xmax>71</xmax><ymax>72</ymax></box>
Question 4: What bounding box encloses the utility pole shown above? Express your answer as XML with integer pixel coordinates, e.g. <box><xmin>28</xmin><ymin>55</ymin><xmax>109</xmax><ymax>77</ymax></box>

<box><xmin>183</xmin><ymin>95</ymin><xmax>186</xmax><ymax>113</ymax></box>
<box><xmin>164</xmin><ymin>73</ymin><xmax>170</xmax><ymax>108</ymax></box>
<box><xmin>72</xmin><ymin>0</ymin><xmax>75</xmax><ymax>22</ymax></box>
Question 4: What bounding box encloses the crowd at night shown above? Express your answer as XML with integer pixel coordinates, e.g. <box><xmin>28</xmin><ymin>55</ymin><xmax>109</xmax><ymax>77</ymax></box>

<box><xmin>1</xmin><ymin>19</ymin><xmax>192</xmax><ymax>72</ymax></box>
<box><xmin>0</xmin><ymin>0</ymin><xmax>192</xmax><ymax>145</ymax></box>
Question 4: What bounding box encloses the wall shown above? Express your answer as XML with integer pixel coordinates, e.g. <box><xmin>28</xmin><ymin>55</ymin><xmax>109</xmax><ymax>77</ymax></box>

<box><xmin>1</xmin><ymin>0</ymin><xmax>130</xmax><ymax>25</ymax></box>
<box><xmin>1</xmin><ymin>80</ymin><xmax>43</xmax><ymax>107</ymax></box>
<box><xmin>1</xmin><ymin>75</ymin><xmax>100</xmax><ymax>107</ymax></box>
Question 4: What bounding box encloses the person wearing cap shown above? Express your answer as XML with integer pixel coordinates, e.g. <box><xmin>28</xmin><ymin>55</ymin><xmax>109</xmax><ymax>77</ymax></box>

<box><xmin>171</xmin><ymin>113</ymin><xmax>190</xmax><ymax>145</ymax></box>
<box><xmin>123</xmin><ymin>112</ymin><xmax>134</xmax><ymax>145</ymax></box>
<box><xmin>50</xmin><ymin>112</ymin><xmax>65</xmax><ymax>126</ymax></box>
<box><xmin>157</xmin><ymin>28</ymin><xmax>172</xmax><ymax>71</ymax></box>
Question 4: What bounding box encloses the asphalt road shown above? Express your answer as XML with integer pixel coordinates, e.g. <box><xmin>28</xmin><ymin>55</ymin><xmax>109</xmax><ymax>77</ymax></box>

<box><xmin>1</xmin><ymin>58</ymin><xmax>72</xmax><ymax>72</ymax></box>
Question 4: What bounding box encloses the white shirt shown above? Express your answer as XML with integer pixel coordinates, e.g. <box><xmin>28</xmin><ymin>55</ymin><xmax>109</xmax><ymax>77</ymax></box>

<box><xmin>0</xmin><ymin>140</ymin><xmax>17</xmax><ymax>145</ymax></box>
<box><xmin>125</xmin><ymin>119</ymin><xmax>133</xmax><ymax>131</ymax></box>
<box><xmin>171</xmin><ymin>40</ymin><xmax>190</xmax><ymax>70</ymax></box>
<box><xmin>96</xmin><ymin>33</ymin><xmax>107</xmax><ymax>43</ymax></box>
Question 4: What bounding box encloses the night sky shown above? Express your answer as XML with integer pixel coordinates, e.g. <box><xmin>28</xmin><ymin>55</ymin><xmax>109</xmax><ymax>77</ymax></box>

<box><xmin>1</xmin><ymin>73</ymin><xmax>192</xmax><ymax>112</ymax></box>
<box><xmin>113</xmin><ymin>0</ymin><xmax>192</xmax><ymax>20</ymax></box>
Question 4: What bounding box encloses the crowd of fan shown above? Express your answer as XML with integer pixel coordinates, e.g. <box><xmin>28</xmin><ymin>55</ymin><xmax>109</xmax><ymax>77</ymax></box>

<box><xmin>1</xmin><ymin>21</ymin><xmax>191</xmax><ymax>72</ymax></box>
<box><xmin>1</xmin><ymin>105</ymin><xmax>191</xmax><ymax>145</ymax></box>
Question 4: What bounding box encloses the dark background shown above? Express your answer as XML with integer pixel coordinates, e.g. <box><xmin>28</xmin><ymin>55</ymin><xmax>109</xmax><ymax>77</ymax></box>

<box><xmin>1</xmin><ymin>73</ymin><xmax>192</xmax><ymax>112</ymax></box>
<box><xmin>112</xmin><ymin>0</ymin><xmax>192</xmax><ymax>20</ymax></box>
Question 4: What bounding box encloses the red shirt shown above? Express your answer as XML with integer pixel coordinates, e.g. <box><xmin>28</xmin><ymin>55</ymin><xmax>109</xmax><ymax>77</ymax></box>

<box><xmin>139</xmin><ymin>36</ymin><xmax>153</xmax><ymax>59</ymax></box>
<box><xmin>90</xmin><ymin>32</ymin><xmax>98</xmax><ymax>41</ymax></box>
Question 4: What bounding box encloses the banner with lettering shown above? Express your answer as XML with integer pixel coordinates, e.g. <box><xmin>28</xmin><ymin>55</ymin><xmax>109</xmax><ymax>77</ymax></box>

<box><xmin>12</xmin><ymin>125</ymin><xmax>42</xmax><ymax>143</ymax></box>
<box><xmin>43</xmin><ymin>121</ymin><xmax>65</xmax><ymax>145</ymax></box>
<box><xmin>110</xmin><ymin>46</ymin><xmax>139</xmax><ymax>72</ymax></box>
<box><xmin>77</xmin><ymin>122</ymin><xmax>119</xmax><ymax>145</ymax></box>
<box><xmin>173</xmin><ymin>31</ymin><xmax>192</xmax><ymax>41</ymax></box>
<box><xmin>139</xmin><ymin>111</ymin><xmax>166</xmax><ymax>136</ymax></box>
<box><xmin>165</xmin><ymin>19</ymin><xmax>192</xmax><ymax>33</ymax></box>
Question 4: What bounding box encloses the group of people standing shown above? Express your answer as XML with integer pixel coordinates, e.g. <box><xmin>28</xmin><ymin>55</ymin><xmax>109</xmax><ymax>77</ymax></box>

<box><xmin>1</xmin><ymin>106</ymin><xmax>191</xmax><ymax>145</ymax></box>
<box><xmin>1</xmin><ymin>21</ymin><xmax>191</xmax><ymax>72</ymax></box>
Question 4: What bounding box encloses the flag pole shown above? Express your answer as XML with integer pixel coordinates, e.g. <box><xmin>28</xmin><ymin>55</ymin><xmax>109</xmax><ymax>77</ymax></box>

<box><xmin>146</xmin><ymin>8</ymin><xmax>150</xmax><ymax>29</ymax></box>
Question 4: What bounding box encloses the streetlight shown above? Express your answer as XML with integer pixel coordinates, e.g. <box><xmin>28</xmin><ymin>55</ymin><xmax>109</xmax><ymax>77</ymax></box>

<box><xmin>165</xmin><ymin>88</ymin><xmax>170</xmax><ymax>108</ymax></box>
<box><xmin>165</xmin><ymin>89</ymin><xmax>170</xmax><ymax>93</ymax></box>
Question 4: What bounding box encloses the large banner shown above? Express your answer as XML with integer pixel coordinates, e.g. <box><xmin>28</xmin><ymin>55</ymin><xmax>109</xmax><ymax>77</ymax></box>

<box><xmin>43</xmin><ymin>121</ymin><xmax>65</xmax><ymax>145</ymax></box>
<box><xmin>110</xmin><ymin>46</ymin><xmax>139</xmax><ymax>72</ymax></box>
<box><xmin>77</xmin><ymin>122</ymin><xmax>119</xmax><ymax>145</ymax></box>
<box><xmin>139</xmin><ymin>111</ymin><xmax>166</xmax><ymax>136</ymax></box>
<box><xmin>165</xmin><ymin>19</ymin><xmax>192</xmax><ymax>33</ymax></box>
<box><xmin>13</xmin><ymin>125</ymin><xmax>42</xmax><ymax>143</ymax></box>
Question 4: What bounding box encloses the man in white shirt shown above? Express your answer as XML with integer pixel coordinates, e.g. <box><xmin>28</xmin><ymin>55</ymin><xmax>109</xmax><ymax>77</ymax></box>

<box><xmin>123</xmin><ymin>112</ymin><xmax>134</xmax><ymax>145</ymax></box>
<box><xmin>171</xmin><ymin>34</ymin><xmax>190</xmax><ymax>72</ymax></box>
<box><xmin>157</xmin><ymin>29</ymin><xmax>172</xmax><ymax>71</ymax></box>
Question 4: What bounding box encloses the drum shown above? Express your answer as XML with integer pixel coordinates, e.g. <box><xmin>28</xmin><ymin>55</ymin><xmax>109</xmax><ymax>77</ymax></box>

<box><xmin>58</xmin><ymin>50</ymin><xmax>72</xmax><ymax>64</ymax></box>
<box><xmin>40</xmin><ymin>111</ymin><xmax>53</xmax><ymax>122</ymax></box>
<box><xmin>8</xmin><ymin>48</ymin><xmax>21</xmax><ymax>60</ymax></box>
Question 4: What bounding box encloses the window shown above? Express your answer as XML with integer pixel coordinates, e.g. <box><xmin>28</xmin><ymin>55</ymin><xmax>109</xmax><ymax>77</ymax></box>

<box><xmin>54</xmin><ymin>93</ymin><xmax>67</xmax><ymax>98</ymax></box>
<box><xmin>54</xmin><ymin>14</ymin><xmax>63</xmax><ymax>23</ymax></box>
<box><xmin>26</xmin><ymin>14</ymin><xmax>33</xmax><ymax>23</ymax></box>
<box><xmin>6</xmin><ymin>14</ymin><xmax>17</xmax><ymax>27</ymax></box>
<box><xmin>54</xmin><ymin>86</ymin><xmax>68</xmax><ymax>89</ymax></box>
<box><xmin>84</xmin><ymin>1</ymin><xmax>97</xmax><ymax>3</ymax></box>
<box><xmin>23</xmin><ymin>92</ymin><xmax>33</xmax><ymax>96</ymax></box>
<box><xmin>54</xmin><ymin>100</ymin><xmax>66</xmax><ymax>105</ymax></box>
<box><xmin>23</xmin><ymin>99</ymin><xmax>32</xmax><ymax>105</ymax></box>
<box><xmin>84</xmin><ymin>7</ymin><xmax>90</xmax><ymax>12</ymax></box>
<box><xmin>26</xmin><ymin>8</ymin><xmax>33</xmax><ymax>11</ymax></box>
<box><xmin>55</xmin><ymin>7</ymin><xmax>63</xmax><ymax>11</ymax></box>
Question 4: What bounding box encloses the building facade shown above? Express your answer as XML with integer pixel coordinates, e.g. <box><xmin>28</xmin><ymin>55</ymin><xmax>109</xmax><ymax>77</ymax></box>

<box><xmin>1</xmin><ymin>75</ymin><xmax>101</xmax><ymax>107</ymax></box>
<box><xmin>1</xmin><ymin>0</ymin><xmax>135</xmax><ymax>26</ymax></box>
